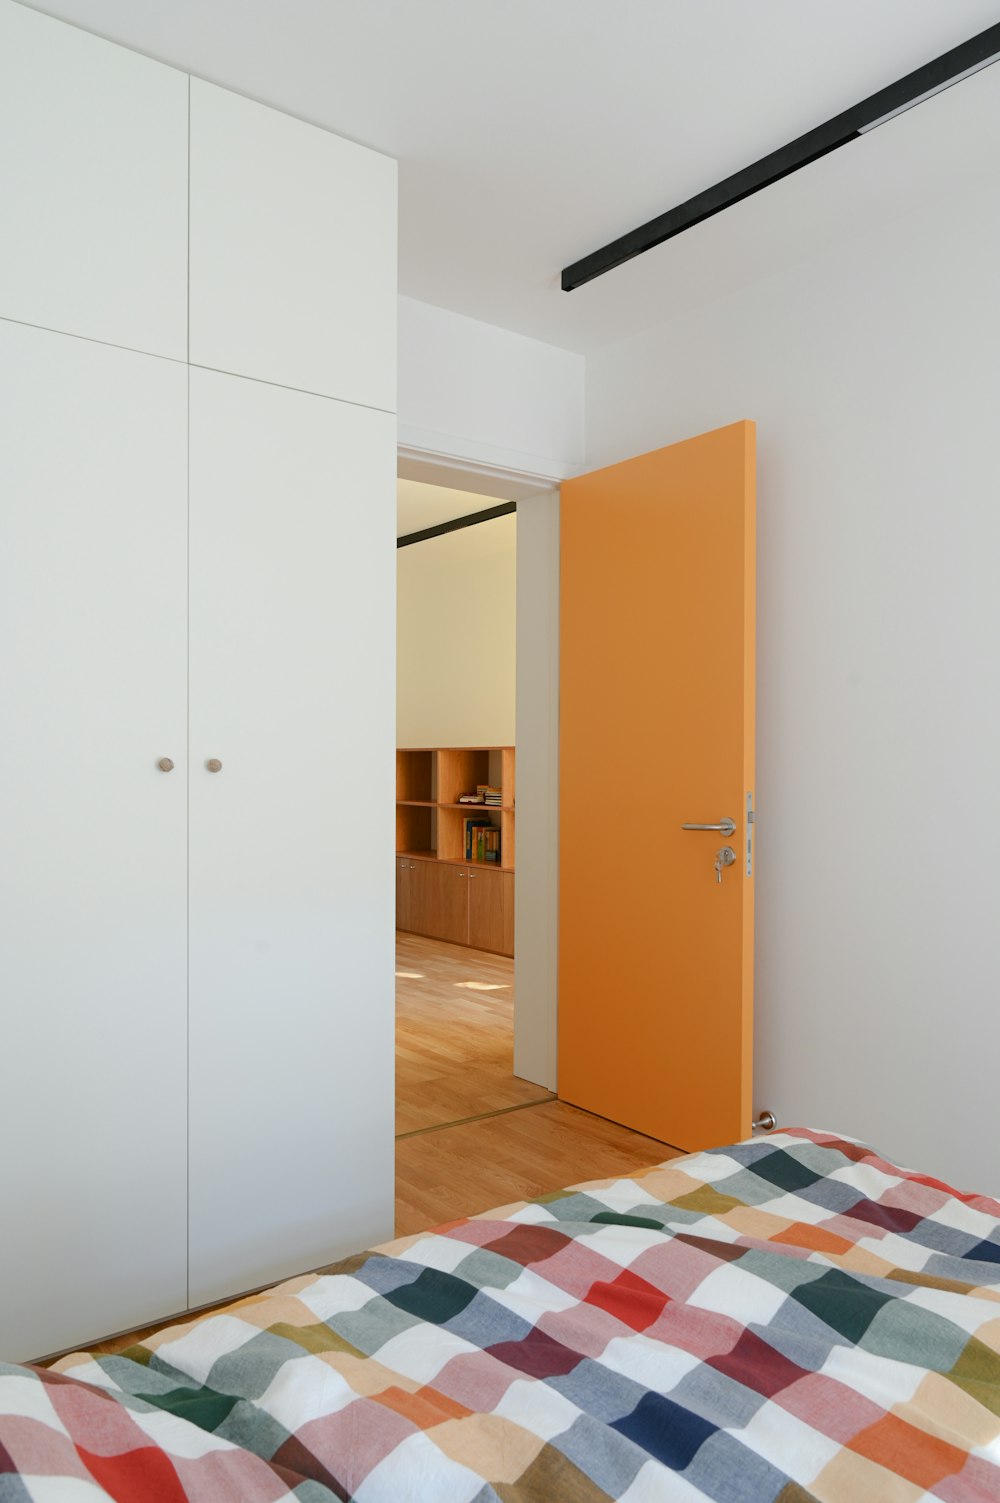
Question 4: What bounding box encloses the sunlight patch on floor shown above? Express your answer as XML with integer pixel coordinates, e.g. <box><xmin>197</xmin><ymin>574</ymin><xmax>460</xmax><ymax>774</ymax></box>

<box><xmin>396</xmin><ymin>970</ymin><xmax>425</xmax><ymax>979</ymax></box>
<box><xmin>454</xmin><ymin>981</ymin><xmax>510</xmax><ymax>992</ymax></box>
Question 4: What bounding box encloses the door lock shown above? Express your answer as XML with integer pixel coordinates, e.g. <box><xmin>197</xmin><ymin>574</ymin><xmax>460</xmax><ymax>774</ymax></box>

<box><xmin>714</xmin><ymin>846</ymin><xmax>737</xmax><ymax>883</ymax></box>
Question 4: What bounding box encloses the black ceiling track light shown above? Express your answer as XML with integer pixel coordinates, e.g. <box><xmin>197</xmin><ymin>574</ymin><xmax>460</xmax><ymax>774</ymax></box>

<box><xmin>397</xmin><ymin>500</ymin><xmax>516</xmax><ymax>548</ymax></box>
<box><xmin>561</xmin><ymin>22</ymin><xmax>1000</xmax><ymax>291</ymax></box>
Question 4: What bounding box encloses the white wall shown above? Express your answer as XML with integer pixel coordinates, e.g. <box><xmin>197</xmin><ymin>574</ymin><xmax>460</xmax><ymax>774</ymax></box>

<box><xmin>398</xmin><ymin>296</ymin><xmax>585</xmax><ymax>490</ymax></box>
<box><xmin>397</xmin><ymin>514</ymin><xmax>516</xmax><ymax>748</ymax></box>
<box><xmin>585</xmin><ymin>168</ymin><xmax>1000</xmax><ymax>1195</ymax></box>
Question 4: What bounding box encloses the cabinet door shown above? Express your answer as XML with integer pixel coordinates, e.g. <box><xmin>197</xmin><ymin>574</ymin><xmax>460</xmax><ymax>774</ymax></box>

<box><xmin>502</xmin><ymin>872</ymin><xmax>516</xmax><ymax>958</ymax></box>
<box><xmin>468</xmin><ymin>868</ymin><xmax>505</xmax><ymax>954</ymax></box>
<box><xmin>189</xmin><ymin>79</ymin><xmax>396</xmax><ymax>409</ymax></box>
<box><xmin>396</xmin><ymin>858</ymin><xmax>411</xmax><ymax>932</ymax></box>
<box><xmin>0</xmin><ymin>3</ymin><xmax>187</xmax><ymax>359</ymax></box>
<box><xmin>188</xmin><ymin>367</ymin><xmax>396</xmax><ymax>1307</ymax></box>
<box><xmin>407</xmin><ymin>861</ymin><xmax>434</xmax><ymax>937</ymax></box>
<box><xmin>421</xmin><ymin>865</ymin><xmax>468</xmax><ymax>946</ymax></box>
<box><xmin>0</xmin><ymin>322</ymin><xmax>188</xmax><ymax>1361</ymax></box>
<box><xmin>436</xmin><ymin>865</ymin><xmax>469</xmax><ymax>943</ymax></box>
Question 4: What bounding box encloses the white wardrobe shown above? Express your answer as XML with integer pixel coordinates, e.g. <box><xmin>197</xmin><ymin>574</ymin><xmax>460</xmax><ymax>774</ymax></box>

<box><xmin>0</xmin><ymin>2</ymin><xmax>397</xmax><ymax>1361</ymax></box>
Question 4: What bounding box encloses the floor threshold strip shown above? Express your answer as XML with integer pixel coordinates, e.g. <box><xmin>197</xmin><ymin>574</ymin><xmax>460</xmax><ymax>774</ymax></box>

<box><xmin>396</xmin><ymin>1094</ymin><xmax>556</xmax><ymax>1141</ymax></box>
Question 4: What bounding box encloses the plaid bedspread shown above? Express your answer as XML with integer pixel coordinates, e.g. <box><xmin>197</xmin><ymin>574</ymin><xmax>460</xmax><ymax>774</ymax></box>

<box><xmin>0</xmin><ymin>1360</ymin><xmax>326</xmax><ymax>1500</ymax></box>
<box><xmin>32</xmin><ymin>1128</ymin><xmax>1000</xmax><ymax>1500</ymax></box>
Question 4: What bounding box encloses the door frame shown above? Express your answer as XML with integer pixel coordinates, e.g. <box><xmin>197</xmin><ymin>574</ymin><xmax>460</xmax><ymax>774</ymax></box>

<box><xmin>397</xmin><ymin>442</ymin><xmax>562</xmax><ymax>1091</ymax></box>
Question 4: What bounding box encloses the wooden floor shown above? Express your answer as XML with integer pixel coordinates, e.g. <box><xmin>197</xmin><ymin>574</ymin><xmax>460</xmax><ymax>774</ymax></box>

<box><xmin>395</xmin><ymin>1097</ymin><xmax>679</xmax><ymax>1236</ymax></box>
<box><xmin>67</xmin><ymin>935</ymin><xmax>680</xmax><ymax>1360</ymax></box>
<box><xmin>394</xmin><ymin>931</ymin><xmax>679</xmax><ymax>1233</ymax></box>
<box><xmin>395</xmin><ymin>930</ymin><xmax>550</xmax><ymax>1134</ymax></box>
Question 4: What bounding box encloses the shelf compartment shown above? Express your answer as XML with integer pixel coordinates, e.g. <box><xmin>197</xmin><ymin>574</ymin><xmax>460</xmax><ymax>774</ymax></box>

<box><xmin>439</xmin><ymin>804</ymin><xmax>503</xmax><ymax>866</ymax></box>
<box><xmin>437</xmin><ymin>748</ymin><xmax>493</xmax><ymax>806</ymax></box>
<box><xmin>396</xmin><ymin>803</ymin><xmax>434</xmax><ymax>858</ymax></box>
<box><xmin>396</xmin><ymin>748</ymin><xmax>434</xmax><ymax>803</ymax></box>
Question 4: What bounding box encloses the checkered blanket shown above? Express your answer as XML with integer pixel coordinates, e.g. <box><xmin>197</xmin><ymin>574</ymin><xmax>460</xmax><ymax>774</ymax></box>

<box><xmin>24</xmin><ymin>1129</ymin><xmax>1000</xmax><ymax>1499</ymax></box>
<box><xmin>0</xmin><ymin>1360</ymin><xmax>324</xmax><ymax>1499</ymax></box>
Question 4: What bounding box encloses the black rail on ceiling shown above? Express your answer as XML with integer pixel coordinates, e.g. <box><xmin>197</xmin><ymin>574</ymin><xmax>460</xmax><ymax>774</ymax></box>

<box><xmin>561</xmin><ymin>22</ymin><xmax>1000</xmax><ymax>291</ymax></box>
<box><xmin>397</xmin><ymin>501</ymin><xmax>517</xmax><ymax>548</ymax></box>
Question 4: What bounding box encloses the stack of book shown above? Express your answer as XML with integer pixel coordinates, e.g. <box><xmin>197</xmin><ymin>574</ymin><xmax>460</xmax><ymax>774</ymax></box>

<box><xmin>479</xmin><ymin>784</ymin><xmax>502</xmax><ymax>807</ymax></box>
<box><xmin>463</xmin><ymin>815</ymin><xmax>501</xmax><ymax>863</ymax></box>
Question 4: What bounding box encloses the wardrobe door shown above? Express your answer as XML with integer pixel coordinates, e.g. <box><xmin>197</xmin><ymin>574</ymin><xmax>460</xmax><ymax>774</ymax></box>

<box><xmin>188</xmin><ymin>368</ymin><xmax>395</xmax><ymax>1306</ymax></box>
<box><xmin>0</xmin><ymin>322</ymin><xmax>188</xmax><ymax>1362</ymax></box>
<box><xmin>189</xmin><ymin>79</ymin><xmax>396</xmax><ymax>409</ymax></box>
<box><xmin>0</xmin><ymin>1</ymin><xmax>187</xmax><ymax>359</ymax></box>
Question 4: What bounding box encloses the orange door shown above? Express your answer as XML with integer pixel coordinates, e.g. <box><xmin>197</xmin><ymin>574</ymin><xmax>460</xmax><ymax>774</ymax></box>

<box><xmin>559</xmin><ymin>421</ymin><xmax>755</xmax><ymax>1152</ymax></box>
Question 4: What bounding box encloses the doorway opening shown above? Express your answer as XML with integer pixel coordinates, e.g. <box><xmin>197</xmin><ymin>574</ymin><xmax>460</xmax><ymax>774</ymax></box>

<box><xmin>391</xmin><ymin>459</ymin><xmax>695</xmax><ymax>1236</ymax></box>
<box><xmin>394</xmin><ymin>478</ymin><xmax>553</xmax><ymax>1207</ymax></box>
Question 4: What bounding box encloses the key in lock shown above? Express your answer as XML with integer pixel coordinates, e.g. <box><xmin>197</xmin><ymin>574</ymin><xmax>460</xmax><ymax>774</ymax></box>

<box><xmin>714</xmin><ymin>846</ymin><xmax>737</xmax><ymax>883</ymax></box>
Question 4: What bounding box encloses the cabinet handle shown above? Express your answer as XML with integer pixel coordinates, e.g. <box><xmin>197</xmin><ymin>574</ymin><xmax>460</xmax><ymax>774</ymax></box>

<box><xmin>409</xmin><ymin>863</ymin><xmax>416</xmax><ymax>869</ymax></box>
<box><xmin>458</xmin><ymin>871</ymin><xmax>466</xmax><ymax>877</ymax></box>
<box><xmin>157</xmin><ymin>757</ymin><xmax>174</xmax><ymax>772</ymax></box>
<box><xmin>468</xmin><ymin>872</ymin><xmax>477</xmax><ymax>879</ymax></box>
<box><xmin>206</xmin><ymin>758</ymin><xmax>222</xmax><ymax>773</ymax></box>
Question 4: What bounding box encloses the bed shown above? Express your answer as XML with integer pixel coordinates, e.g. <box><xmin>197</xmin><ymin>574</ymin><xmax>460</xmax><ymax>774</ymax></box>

<box><xmin>3</xmin><ymin>1127</ymin><xmax>999</xmax><ymax>1501</ymax></box>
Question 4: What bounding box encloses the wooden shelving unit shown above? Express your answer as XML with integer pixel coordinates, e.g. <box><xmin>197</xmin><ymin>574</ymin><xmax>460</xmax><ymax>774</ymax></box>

<box><xmin>395</xmin><ymin>746</ymin><xmax>514</xmax><ymax>955</ymax></box>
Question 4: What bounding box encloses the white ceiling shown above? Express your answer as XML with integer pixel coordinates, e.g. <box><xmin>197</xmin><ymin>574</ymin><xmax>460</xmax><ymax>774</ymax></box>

<box><xmin>25</xmin><ymin>0</ymin><xmax>1000</xmax><ymax>352</ymax></box>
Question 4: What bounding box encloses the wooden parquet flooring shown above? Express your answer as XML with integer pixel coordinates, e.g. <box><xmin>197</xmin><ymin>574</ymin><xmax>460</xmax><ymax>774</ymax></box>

<box><xmin>395</xmin><ymin>931</ymin><xmax>550</xmax><ymax>1135</ymax></box>
<box><xmin>394</xmin><ymin>933</ymin><xmax>680</xmax><ymax>1235</ymax></box>
<box><xmin>395</xmin><ymin>1097</ymin><xmax>680</xmax><ymax>1236</ymax></box>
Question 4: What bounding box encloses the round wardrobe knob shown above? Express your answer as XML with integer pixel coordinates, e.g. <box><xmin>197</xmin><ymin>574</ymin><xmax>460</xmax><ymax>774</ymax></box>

<box><xmin>206</xmin><ymin>758</ymin><xmax>222</xmax><ymax>773</ymax></box>
<box><xmin>157</xmin><ymin>757</ymin><xmax>175</xmax><ymax>772</ymax></box>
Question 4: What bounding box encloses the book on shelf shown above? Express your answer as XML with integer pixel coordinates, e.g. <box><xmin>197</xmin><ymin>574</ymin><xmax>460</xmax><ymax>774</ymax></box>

<box><xmin>463</xmin><ymin>816</ymin><xmax>500</xmax><ymax>863</ymax></box>
<box><xmin>482</xmin><ymin>826</ymin><xmax>501</xmax><ymax>862</ymax></box>
<box><xmin>459</xmin><ymin>786</ymin><xmax>502</xmax><ymax>807</ymax></box>
<box><xmin>463</xmin><ymin>815</ymin><xmax>490</xmax><ymax>859</ymax></box>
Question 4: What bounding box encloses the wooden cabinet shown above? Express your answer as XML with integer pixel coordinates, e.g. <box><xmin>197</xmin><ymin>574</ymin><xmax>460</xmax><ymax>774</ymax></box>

<box><xmin>395</xmin><ymin>745</ymin><xmax>515</xmax><ymax>955</ymax></box>
<box><xmin>409</xmin><ymin>862</ymin><xmax>468</xmax><ymax>948</ymax></box>
<box><xmin>396</xmin><ymin>856</ymin><xmax>512</xmax><ymax>956</ymax></box>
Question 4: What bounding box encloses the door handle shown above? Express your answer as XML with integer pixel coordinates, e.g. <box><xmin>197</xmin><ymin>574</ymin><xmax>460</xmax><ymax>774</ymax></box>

<box><xmin>682</xmin><ymin>818</ymin><xmax>736</xmax><ymax>837</ymax></box>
